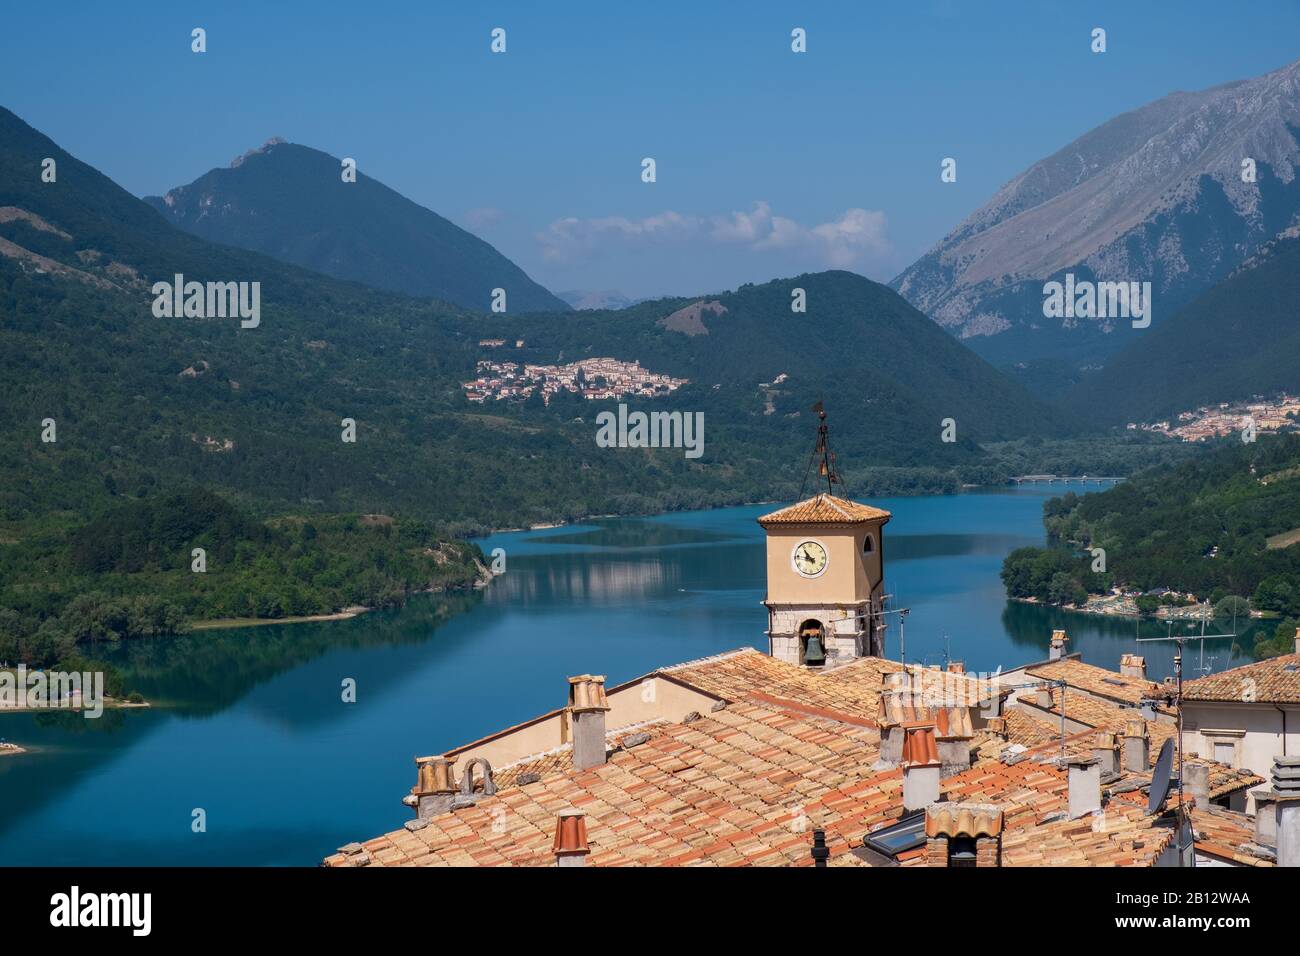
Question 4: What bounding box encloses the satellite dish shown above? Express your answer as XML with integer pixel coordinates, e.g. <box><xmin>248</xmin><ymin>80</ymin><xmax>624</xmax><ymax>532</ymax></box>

<box><xmin>1147</xmin><ymin>738</ymin><xmax>1176</xmax><ymax>815</ymax></box>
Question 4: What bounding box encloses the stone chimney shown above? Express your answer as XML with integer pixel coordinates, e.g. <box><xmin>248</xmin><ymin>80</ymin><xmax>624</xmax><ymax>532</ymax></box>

<box><xmin>901</xmin><ymin>722</ymin><xmax>942</xmax><ymax>813</ymax></box>
<box><xmin>1273</xmin><ymin>756</ymin><xmax>1300</xmax><ymax>867</ymax></box>
<box><xmin>1294</xmin><ymin>626</ymin><xmax>1300</xmax><ymax>656</ymax></box>
<box><xmin>1122</xmin><ymin>719</ymin><xmax>1150</xmax><ymax>774</ymax></box>
<box><xmin>1068</xmin><ymin>756</ymin><xmax>1102</xmax><ymax>819</ymax></box>
<box><xmin>553</xmin><ymin>809</ymin><xmax>590</xmax><ymax>867</ymax></box>
<box><xmin>1120</xmin><ymin>653</ymin><xmax>1147</xmax><ymax>680</ymax></box>
<box><xmin>1092</xmin><ymin>732</ymin><xmax>1120</xmax><ymax>776</ymax></box>
<box><xmin>1035</xmin><ymin>685</ymin><xmax>1054</xmax><ymax>709</ymax></box>
<box><xmin>924</xmin><ymin>802</ymin><xmax>1003</xmax><ymax>867</ymax></box>
<box><xmin>568</xmin><ymin>675</ymin><xmax>611</xmax><ymax>771</ymax></box>
<box><xmin>1049</xmin><ymin>629</ymin><xmax>1069</xmax><ymax>661</ymax></box>
<box><xmin>985</xmin><ymin>716</ymin><xmax>1008</xmax><ymax>741</ymax></box>
<box><xmin>411</xmin><ymin>755</ymin><xmax>458</xmax><ymax>819</ymax></box>
<box><xmin>934</xmin><ymin>708</ymin><xmax>974</xmax><ymax>778</ymax></box>
<box><xmin>947</xmin><ymin>660</ymin><xmax>965</xmax><ymax>674</ymax></box>
<box><xmin>1255</xmin><ymin>792</ymin><xmax>1277</xmax><ymax>848</ymax></box>
<box><xmin>1185</xmin><ymin>762</ymin><xmax>1209</xmax><ymax>808</ymax></box>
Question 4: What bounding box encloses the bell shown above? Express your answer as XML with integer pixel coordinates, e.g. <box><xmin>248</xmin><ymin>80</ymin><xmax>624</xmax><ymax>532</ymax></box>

<box><xmin>803</xmin><ymin>631</ymin><xmax>826</xmax><ymax>666</ymax></box>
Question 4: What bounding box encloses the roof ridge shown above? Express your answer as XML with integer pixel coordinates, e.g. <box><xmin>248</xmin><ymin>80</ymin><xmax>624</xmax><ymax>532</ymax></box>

<box><xmin>660</xmin><ymin>646</ymin><xmax>760</xmax><ymax>672</ymax></box>
<box><xmin>1184</xmin><ymin>650</ymin><xmax>1300</xmax><ymax>683</ymax></box>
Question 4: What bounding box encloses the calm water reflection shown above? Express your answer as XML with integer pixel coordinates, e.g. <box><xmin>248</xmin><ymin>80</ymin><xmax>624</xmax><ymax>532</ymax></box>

<box><xmin>0</xmin><ymin>483</ymin><xmax>1258</xmax><ymax>865</ymax></box>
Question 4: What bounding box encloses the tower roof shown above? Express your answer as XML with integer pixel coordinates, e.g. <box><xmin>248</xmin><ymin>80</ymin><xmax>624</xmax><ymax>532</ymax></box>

<box><xmin>757</xmin><ymin>493</ymin><xmax>891</xmax><ymax>528</ymax></box>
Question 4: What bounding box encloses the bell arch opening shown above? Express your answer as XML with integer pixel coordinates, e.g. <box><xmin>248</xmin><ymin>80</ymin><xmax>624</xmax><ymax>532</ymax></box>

<box><xmin>798</xmin><ymin>619</ymin><xmax>827</xmax><ymax>667</ymax></box>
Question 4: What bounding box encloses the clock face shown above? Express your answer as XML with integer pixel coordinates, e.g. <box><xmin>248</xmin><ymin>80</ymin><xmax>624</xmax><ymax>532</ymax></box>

<box><xmin>792</xmin><ymin>540</ymin><xmax>828</xmax><ymax>578</ymax></box>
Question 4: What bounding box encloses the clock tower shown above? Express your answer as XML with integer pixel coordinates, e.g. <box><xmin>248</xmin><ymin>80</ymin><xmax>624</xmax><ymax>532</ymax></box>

<box><xmin>758</xmin><ymin>493</ymin><xmax>891</xmax><ymax>667</ymax></box>
<box><xmin>757</xmin><ymin>403</ymin><xmax>891</xmax><ymax>668</ymax></box>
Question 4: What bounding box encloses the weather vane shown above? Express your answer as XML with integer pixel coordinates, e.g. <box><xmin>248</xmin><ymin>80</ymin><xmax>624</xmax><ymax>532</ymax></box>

<box><xmin>800</xmin><ymin>400</ymin><xmax>841</xmax><ymax>498</ymax></box>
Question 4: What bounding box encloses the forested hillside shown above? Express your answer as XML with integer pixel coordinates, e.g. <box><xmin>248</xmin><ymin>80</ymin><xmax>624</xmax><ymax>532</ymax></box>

<box><xmin>1001</xmin><ymin>435</ymin><xmax>1300</xmax><ymax>653</ymax></box>
<box><xmin>1065</xmin><ymin>231</ymin><xmax>1300</xmax><ymax>425</ymax></box>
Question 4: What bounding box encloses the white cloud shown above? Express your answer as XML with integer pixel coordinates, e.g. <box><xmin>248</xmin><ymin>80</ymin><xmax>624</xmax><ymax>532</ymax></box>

<box><xmin>536</xmin><ymin>201</ymin><xmax>890</xmax><ymax>268</ymax></box>
<box><xmin>461</xmin><ymin>206</ymin><xmax>506</xmax><ymax>229</ymax></box>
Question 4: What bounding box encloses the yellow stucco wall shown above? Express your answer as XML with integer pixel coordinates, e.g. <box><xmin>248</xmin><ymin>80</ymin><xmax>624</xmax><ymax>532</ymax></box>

<box><xmin>763</xmin><ymin>521</ymin><xmax>883</xmax><ymax>605</ymax></box>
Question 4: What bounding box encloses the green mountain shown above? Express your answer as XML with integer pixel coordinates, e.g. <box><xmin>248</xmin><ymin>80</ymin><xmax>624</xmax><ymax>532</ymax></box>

<box><xmin>475</xmin><ymin>272</ymin><xmax>1080</xmax><ymax>472</ymax></box>
<box><xmin>0</xmin><ymin>103</ymin><xmax>1122</xmax><ymax>663</ymax></box>
<box><xmin>1064</xmin><ymin>230</ymin><xmax>1300</xmax><ymax>425</ymax></box>
<box><xmin>144</xmin><ymin>138</ymin><xmax>569</xmax><ymax>313</ymax></box>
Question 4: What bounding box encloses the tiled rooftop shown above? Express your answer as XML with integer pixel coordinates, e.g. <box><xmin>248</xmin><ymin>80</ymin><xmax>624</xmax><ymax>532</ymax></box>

<box><xmin>660</xmin><ymin>647</ymin><xmax>1000</xmax><ymax>723</ymax></box>
<box><xmin>326</xmin><ymin>687</ymin><xmax>1252</xmax><ymax>868</ymax></box>
<box><xmin>1025</xmin><ymin>658</ymin><xmax>1166</xmax><ymax>707</ymax></box>
<box><xmin>325</xmin><ymin>699</ymin><xmax>886</xmax><ymax>868</ymax></box>
<box><xmin>1181</xmin><ymin>652</ymin><xmax>1300</xmax><ymax>704</ymax></box>
<box><xmin>1191</xmin><ymin>805</ymin><xmax>1275</xmax><ymax>867</ymax></box>
<box><xmin>1013</xmin><ymin>688</ymin><xmax>1261</xmax><ymax>800</ymax></box>
<box><xmin>757</xmin><ymin>493</ymin><xmax>891</xmax><ymax>527</ymax></box>
<box><xmin>327</xmin><ymin>645</ymin><xmax>1267</xmax><ymax>868</ymax></box>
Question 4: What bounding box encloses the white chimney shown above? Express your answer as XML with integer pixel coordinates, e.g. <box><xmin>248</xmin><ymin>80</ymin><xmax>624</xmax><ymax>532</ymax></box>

<box><xmin>1255</xmin><ymin>792</ymin><xmax>1277</xmax><ymax>848</ymax></box>
<box><xmin>1049</xmin><ymin>629</ymin><xmax>1069</xmax><ymax>661</ymax></box>
<box><xmin>1092</xmin><ymin>732</ymin><xmax>1120</xmax><ymax>776</ymax></box>
<box><xmin>1068</xmin><ymin>756</ymin><xmax>1102</xmax><ymax>819</ymax></box>
<box><xmin>1120</xmin><ymin>654</ymin><xmax>1147</xmax><ymax>680</ymax></box>
<box><xmin>901</xmin><ymin>723</ymin><xmax>942</xmax><ymax>813</ymax></box>
<box><xmin>1185</xmin><ymin>762</ymin><xmax>1209</xmax><ymax>808</ymax></box>
<box><xmin>1122</xmin><ymin>720</ymin><xmax>1150</xmax><ymax>774</ymax></box>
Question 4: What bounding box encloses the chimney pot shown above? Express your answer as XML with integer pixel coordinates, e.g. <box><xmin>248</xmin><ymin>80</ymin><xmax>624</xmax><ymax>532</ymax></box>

<box><xmin>1049</xmin><ymin>630</ymin><xmax>1069</xmax><ymax>661</ymax></box>
<box><xmin>1092</xmin><ymin>732</ymin><xmax>1120</xmax><ymax>776</ymax></box>
<box><xmin>935</xmin><ymin>709</ymin><xmax>974</xmax><ymax>778</ymax></box>
<box><xmin>553</xmin><ymin>809</ymin><xmax>590</xmax><ymax>867</ymax></box>
<box><xmin>1035</xmin><ymin>686</ymin><xmax>1054</xmax><ymax>709</ymax></box>
<box><xmin>1254</xmin><ymin>792</ymin><xmax>1277</xmax><ymax>848</ymax></box>
<box><xmin>985</xmin><ymin>716</ymin><xmax>1008</xmax><ymax>740</ymax></box>
<box><xmin>1067</xmin><ymin>756</ymin><xmax>1102</xmax><ymax>820</ymax></box>
<box><xmin>810</xmin><ymin>829</ymin><xmax>829</xmax><ymax>867</ymax></box>
<box><xmin>947</xmin><ymin>660</ymin><xmax>965</xmax><ymax>674</ymax></box>
<box><xmin>568</xmin><ymin>674</ymin><xmax>611</xmax><ymax>713</ymax></box>
<box><xmin>902</xmin><ymin>722</ymin><xmax>942</xmax><ymax>813</ymax></box>
<box><xmin>568</xmin><ymin>675</ymin><xmax>610</xmax><ymax>771</ymax></box>
<box><xmin>924</xmin><ymin>802</ymin><xmax>1004</xmax><ymax>867</ymax></box>
<box><xmin>1185</xmin><ymin>762</ymin><xmax>1209</xmax><ymax>807</ymax></box>
<box><xmin>1122</xmin><ymin>719</ymin><xmax>1150</xmax><ymax>774</ymax></box>
<box><xmin>412</xmin><ymin>755</ymin><xmax>459</xmax><ymax>819</ymax></box>
<box><xmin>1120</xmin><ymin>654</ymin><xmax>1147</xmax><ymax>680</ymax></box>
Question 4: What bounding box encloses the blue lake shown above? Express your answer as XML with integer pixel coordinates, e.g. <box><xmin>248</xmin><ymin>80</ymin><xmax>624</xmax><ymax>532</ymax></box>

<box><xmin>0</xmin><ymin>483</ymin><xmax>1258</xmax><ymax>865</ymax></box>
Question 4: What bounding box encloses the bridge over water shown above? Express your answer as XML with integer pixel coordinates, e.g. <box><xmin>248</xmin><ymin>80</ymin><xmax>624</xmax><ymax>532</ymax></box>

<box><xmin>1010</xmin><ymin>474</ymin><xmax>1126</xmax><ymax>485</ymax></box>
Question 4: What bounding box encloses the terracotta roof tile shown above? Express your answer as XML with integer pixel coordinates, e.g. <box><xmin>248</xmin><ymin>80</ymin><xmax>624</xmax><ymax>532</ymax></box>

<box><xmin>757</xmin><ymin>493</ymin><xmax>891</xmax><ymax>527</ymax></box>
<box><xmin>1182</xmin><ymin>652</ymin><xmax>1300</xmax><ymax>704</ymax></box>
<box><xmin>1026</xmin><ymin>658</ymin><xmax>1166</xmax><ymax>707</ymax></box>
<box><xmin>1191</xmin><ymin>805</ymin><xmax>1275</xmax><ymax>867</ymax></box>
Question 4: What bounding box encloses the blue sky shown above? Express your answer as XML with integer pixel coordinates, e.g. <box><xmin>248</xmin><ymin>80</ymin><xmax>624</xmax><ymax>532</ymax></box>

<box><xmin>3</xmin><ymin>1</ymin><xmax>1299</xmax><ymax>298</ymax></box>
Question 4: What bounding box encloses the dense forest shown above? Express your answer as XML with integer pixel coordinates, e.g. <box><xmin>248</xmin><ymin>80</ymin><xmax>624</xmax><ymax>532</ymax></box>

<box><xmin>0</xmin><ymin>104</ymin><xmax>1210</xmax><ymax>667</ymax></box>
<box><xmin>1001</xmin><ymin>434</ymin><xmax>1300</xmax><ymax>658</ymax></box>
<box><xmin>0</xmin><ymin>489</ymin><xmax>486</xmax><ymax>669</ymax></box>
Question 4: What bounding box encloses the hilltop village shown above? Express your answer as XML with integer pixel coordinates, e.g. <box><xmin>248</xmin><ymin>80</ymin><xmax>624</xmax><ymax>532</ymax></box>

<box><xmin>326</xmin><ymin>493</ymin><xmax>1300</xmax><ymax>868</ymax></box>
<box><xmin>463</xmin><ymin>356</ymin><xmax>689</xmax><ymax>406</ymax></box>
<box><xmin>1131</xmin><ymin>394</ymin><xmax>1300</xmax><ymax>442</ymax></box>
